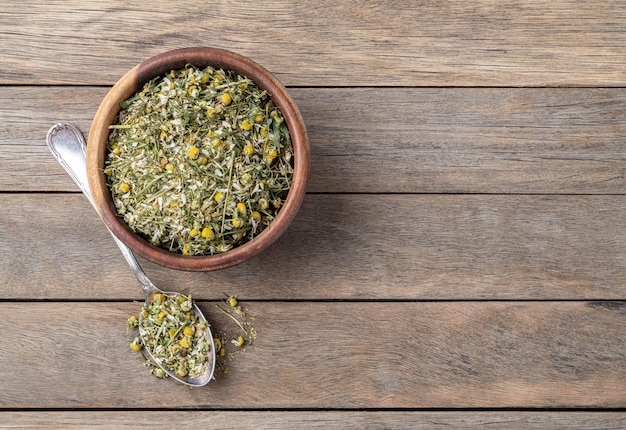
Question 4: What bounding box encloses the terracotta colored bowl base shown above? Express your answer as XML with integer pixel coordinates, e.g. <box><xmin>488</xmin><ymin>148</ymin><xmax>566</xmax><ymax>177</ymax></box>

<box><xmin>87</xmin><ymin>48</ymin><xmax>310</xmax><ymax>271</ymax></box>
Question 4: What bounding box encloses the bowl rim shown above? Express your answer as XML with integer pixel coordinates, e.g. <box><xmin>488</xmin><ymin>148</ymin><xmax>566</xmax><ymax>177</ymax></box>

<box><xmin>86</xmin><ymin>47</ymin><xmax>310</xmax><ymax>271</ymax></box>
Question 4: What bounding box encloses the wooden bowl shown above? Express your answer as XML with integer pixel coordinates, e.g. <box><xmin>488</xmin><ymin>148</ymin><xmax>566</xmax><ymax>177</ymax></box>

<box><xmin>86</xmin><ymin>47</ymin><xmax>310</xmax><ymax>271</ymax></box>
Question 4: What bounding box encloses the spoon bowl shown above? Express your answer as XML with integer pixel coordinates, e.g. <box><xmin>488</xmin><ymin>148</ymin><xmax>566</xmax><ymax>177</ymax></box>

<box><xmin>47</xmin><ymin>123</ymin><xmax>216</xmax><ymax>387</ymax></box>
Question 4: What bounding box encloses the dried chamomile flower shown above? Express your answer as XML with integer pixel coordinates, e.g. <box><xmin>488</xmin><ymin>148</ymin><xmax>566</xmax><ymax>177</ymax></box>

<box><xmin>105</xmin><ymin>65</ymin><xmax>294</xmax><ymax>256</ymax></box>
<box><xmin>129</xmin><ymin>293</ymin><xmax>212</xmax><ymax>379</ymax></box>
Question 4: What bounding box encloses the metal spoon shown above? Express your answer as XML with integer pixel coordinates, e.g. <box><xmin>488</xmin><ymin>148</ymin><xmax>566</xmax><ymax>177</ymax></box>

<box><xmin>46</xmin><ymin>123</ymin><xmax>216</xmax><ymax>387</ymax></box>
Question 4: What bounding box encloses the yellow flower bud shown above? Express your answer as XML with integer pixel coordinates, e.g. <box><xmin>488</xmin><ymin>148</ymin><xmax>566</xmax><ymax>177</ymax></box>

<box><xmin>131</xmin><ymin>338</ymin><xmax>142</xmax><ymax>351</ymax></box>
<box><xmin>220</xmin><ymin>92</ymin><xmax>232</xmax><ymax>105</ymax></box>
<box><xmin>180</xmin><ymin>337</ymin><xmax>191</xmax><ymax>348</ymax></box>
<box><xmin>241</xmin><ymin>120</ymin><xmax>253</xmax><ymax>131</ymax></box>
<box><xmin>188</xmin><ymin>146</ymin><xmax>200</xmax><ymax>159</ymax></box>
<box><xmin>127</xmin><ymin>315</ymin><xmax>138</xmax><ymax>328</ymax></box>
<box><xmin>265</xmin><ymin>149</ymin><xmax>278</xmax><ymax>162</ymax></box>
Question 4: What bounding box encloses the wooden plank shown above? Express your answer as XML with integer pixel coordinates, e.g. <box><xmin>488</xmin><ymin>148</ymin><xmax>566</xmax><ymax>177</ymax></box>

<box><xmin>1</xmin><ymin>1</ymin><xmax>625</xmax><ymax>86</ymax></box>
<box><xmin>2</xmin><ymin>87</ymin><xmax>626</xmax><ymax>194</ymax></box>
<box><xmin>0</xmin><ymin>86</ymin><xmax>104</xmax><ymax>192</ymax></box>
<box><xmin>2</xmin><ymin>411</ymin><xmax>625</xmax><ymax>429</ymax></box>
<box><xmin>0</xmin><ymin>301</ymin><xmax>624</xmax><ymax>408</ymax></box>
<box><xmin>302</xmin><ymin>87</ymin><xmax>626</xmax><ymax>194</ymax></box>
<box><xmin>3</xmin><ymin>193</ymin><xmax>626</xmax><ymax>301</ymax></box>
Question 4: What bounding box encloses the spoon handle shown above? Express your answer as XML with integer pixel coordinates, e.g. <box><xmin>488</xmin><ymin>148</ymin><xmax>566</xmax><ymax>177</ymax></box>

<box><xmin>46</xmin><ymin>123</ymin><xmax>158</xmax><ymax>296</ymax></box>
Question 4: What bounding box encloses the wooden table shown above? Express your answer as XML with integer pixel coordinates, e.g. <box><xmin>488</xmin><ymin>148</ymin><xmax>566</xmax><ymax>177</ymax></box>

<box><xmin>1</xmin><ymin>1</ymin><xmax>625</xmax><ymax>428</ymax></box>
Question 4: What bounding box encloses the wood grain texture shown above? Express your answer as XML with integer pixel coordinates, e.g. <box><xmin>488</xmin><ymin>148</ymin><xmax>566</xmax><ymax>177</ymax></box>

<box><xmin>2</xmin><ymin>193</ymin><xmax>626</xmax><ymax>300</ymax></box>
<box><xmin>1</xmin><ymin>1</ymin><xmax>625</xmax><ymax>86</ymax></box>
<box><xmin>2</xmin><ymin>411</ymin><xmax>625</xmax><ymax>429</ymax></box>
<box><xmin>2</xmin><ymin>0</ymin><xmax>625</xmax><ymax>425</ymax></box>
<box><xmin>2</xmin><ymin>87</ymin><xmax>626</xmax><ymax>194</ymax></box>
<box><xmin>0</xmin><ymin>301</ymin><xmax>624</xmax><ymax>409</ymax></box>
<box><xmin>0</xmin><ymin>87</ymin><xmax>104</xmax><ymax>192</ymax></box>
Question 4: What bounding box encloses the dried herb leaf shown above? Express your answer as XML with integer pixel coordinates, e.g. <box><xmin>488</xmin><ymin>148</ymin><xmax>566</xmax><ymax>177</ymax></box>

<box><xmin>106</xmin><ymin>65</ymin><xmax>294</xmax><ymax>256</ymax></box>
<box><xmin>135</xmin><ymin>293</ymin><xmax>211</xmax><ymax>378</ymax></box>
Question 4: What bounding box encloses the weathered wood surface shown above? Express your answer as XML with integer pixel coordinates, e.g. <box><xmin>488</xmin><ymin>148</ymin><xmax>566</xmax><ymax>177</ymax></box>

<box><xmin>0</xmin><ymin>301</ymin><xmax>624</xmax><ymax>409</ymax></box>
<box><xmin>2</xmin><ymin>87</ymin><xmax>626</xmax><ymax>194</ymax></box>
<box><xmin>3</xmin><ymin>193</ymin><xmax>626</xmax><ymax>301</ymax></box>
<box><xmin>1</xmin><ymin>1</ymin><xmax>625</xmax><ymax>86</ymax></box>
<box><xmin>2</xmin><ymin>411</ymin><xmax>625</xmax><ymax>430</ymax></box>
<box><xmin>2</xmin><ymin>0</ymin><xmax>625</xmax><ymax>426</ymax></box>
